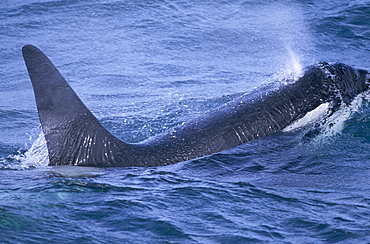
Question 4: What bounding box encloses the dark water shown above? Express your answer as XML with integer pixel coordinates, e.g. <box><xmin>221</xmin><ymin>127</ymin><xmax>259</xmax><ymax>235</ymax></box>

<box><xmin>1</xmin><ymin>0</ymin><xmax>370</xmax><ymax>243</ymax></box>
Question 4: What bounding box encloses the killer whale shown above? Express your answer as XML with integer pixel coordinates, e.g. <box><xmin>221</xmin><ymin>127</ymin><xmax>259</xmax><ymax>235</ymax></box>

<box><xmin>22</xmin><ymin>45</ymin><xmax>369</xmax><ymax>167</ymax></box>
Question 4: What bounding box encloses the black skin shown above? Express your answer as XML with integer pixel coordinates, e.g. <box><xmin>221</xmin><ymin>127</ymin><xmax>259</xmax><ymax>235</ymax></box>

<box><xmin>22</xmin><ymin>45</ymin><xmax>369</xmax><ymax>167</ymax></box>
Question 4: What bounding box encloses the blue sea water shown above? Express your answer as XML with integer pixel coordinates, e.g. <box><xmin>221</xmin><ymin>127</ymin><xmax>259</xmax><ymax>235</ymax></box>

<box><xmin>1</xmin><ymin>0</ymin><xmax>370</xmax><ymax>243</ymax></box>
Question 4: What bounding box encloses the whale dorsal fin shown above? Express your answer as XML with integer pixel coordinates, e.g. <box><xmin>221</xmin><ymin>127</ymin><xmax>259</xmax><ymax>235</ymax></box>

<box><xmin>22</xmin><ymin>45</ymin><xmax>128</xmax><ymax>166</ymax></box>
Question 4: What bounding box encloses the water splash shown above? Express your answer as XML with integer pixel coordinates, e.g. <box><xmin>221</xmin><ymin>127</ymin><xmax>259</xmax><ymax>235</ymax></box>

<box><xmin>11</xmin><ymin>132</ymin><xmax>49</xmax><ymax>170</ymax></box>
<box><xmin>285</xmin><ymin>45</ymin><xmax>303</xmax><ymax>77</ymax></box>
<box><xmin>254</xmin><ymin>2</ymin><xmax>312</xmax><ymax>82</ymax></box>
<box><xmin>310</xmin><ymin>91</ymin><xmax>369</xmax><ymax>145</ymax></box>
<box><xmin>286</xmin><ymin>90</ymin><xmax>370</xmax><ymax>147</ymax></box>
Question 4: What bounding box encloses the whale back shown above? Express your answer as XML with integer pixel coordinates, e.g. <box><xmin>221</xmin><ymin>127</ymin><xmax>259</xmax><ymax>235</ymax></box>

<box><xmin>22</xmin><ymin>45</ymin><xmax>369</xmax><ymax>167</ymax></box>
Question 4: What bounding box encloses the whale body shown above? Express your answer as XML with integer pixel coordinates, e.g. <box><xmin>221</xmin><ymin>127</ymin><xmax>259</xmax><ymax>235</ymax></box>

<box><xmin>22</xmin><ymin>45</ymin><xmax>369</xmax><ymax>167</ymax></box>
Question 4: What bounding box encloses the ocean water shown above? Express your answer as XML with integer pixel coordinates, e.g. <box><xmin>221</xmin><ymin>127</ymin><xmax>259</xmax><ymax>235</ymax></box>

<box><xmin>1</xmin><ymin>0</ymin><xmax>370</xmax><ymax>243</ymax></box>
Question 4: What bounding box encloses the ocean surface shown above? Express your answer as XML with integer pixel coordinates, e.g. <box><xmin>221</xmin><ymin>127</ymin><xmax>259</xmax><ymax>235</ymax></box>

<box><xmin>1</xmin><ymin>0</ymin><xmax>370</xmax><ymax>243</ymax></box>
